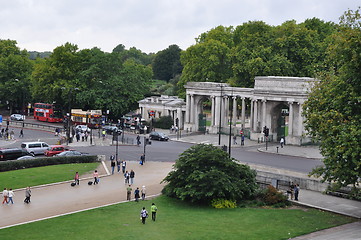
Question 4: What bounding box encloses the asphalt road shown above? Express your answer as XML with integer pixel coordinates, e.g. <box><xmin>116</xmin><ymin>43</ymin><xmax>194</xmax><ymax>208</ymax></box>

<box><xmin>3</xmin><ymin>124</ymin><xmax>322</xmax><ymax>174</ymax></box>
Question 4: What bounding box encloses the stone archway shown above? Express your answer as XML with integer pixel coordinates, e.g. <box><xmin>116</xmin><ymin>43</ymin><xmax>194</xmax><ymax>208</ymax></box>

<box><xmin>194</xmin><ymin>96</ymin><xmax>211</xmax><ymax>133</ymax></box>
<box><xmin>271</xmin><ymin>103</ymin><xmax>289</xmax><ymax>141</ymax></box>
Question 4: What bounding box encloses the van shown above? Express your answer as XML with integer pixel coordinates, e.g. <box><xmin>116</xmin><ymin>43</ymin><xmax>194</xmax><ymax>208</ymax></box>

<box><xmin>0</xmin><ymin>148</ymin><xmax>30</xmax><ymax>161</ymax></box>
<box><xmin>21</xmin><ymin>142</ymin><xmax>49</xmax><ymax>156</ymax></box>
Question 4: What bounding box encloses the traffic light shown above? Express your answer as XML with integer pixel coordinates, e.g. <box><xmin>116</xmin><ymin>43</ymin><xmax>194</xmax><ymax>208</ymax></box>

<box><xmin>263</xmin><ymin>126</ymin><xmax>269</xmax><ymax>137</ymax></box>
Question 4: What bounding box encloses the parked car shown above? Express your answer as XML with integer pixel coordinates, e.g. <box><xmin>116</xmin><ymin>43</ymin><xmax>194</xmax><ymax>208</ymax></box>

<box><xmin>0</xmin><ymin>148</ymin><xmax>30</xmax><ymax>161</ymax></box>
<box><xmin>75</xmin><ymin>125</ymin><xmax>90</xmax><ymax>132</ymax></box>
<box><xmin>21</xmin><ymin>141</ymin><xmax>49</xmax><ymax>156</ymax></box>
<box><xmin>44</xmin><ymin>145</ymin><xmax>70</xmax><ymax>157</ymax></box>
<box><xmin>55</xmin><ymin>150</ymin><xmax>85</xmax><ymax>157</ymax></box>
<box><xmin>102</xmin><ymin>125</ymin><xmax>122</xmax><ymax>135</ymax></box>
<box><xmin>17</xmin><ymin>155</ymin><xmax>35</xmax><ymax>160</ymax></box>
<box><xmin>149</xmin><ymin>132</ymin><xmax>169</xmax><ymax>141</ymax></box>
<box><xmin>10</xmin><ymin>114</ymin><xmax>25</xmax><ymax>121</ymax></box>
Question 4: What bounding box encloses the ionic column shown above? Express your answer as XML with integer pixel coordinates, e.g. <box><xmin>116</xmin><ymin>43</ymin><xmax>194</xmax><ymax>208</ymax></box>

<box><xmin>211</xmin><ymin>96</ymin><xmax>215</xmax><ymax>126</ymax></box>
<box><xmin>250</xmin><ymin>99</ymin><xmax>254</xmax><ymax>130</ymax></box>
<box><xmin>262</xmin><ymin>99</ymin><xmax>267</xmax><ymax>129</ymax></box>
<box><xmin>186</xmin><ymin>94</ymin><xmax>190</xmax><ymax>123</ymax></box>
<box><xmin>190</xmin><ymin>94</ymin><xmax>194</xmax><ymax>124</ymax></box>
<box><xmin>232</xmin><ymin>97</ymin><xmax>237</xmax><ymax>126</ymax></box>
<box><xmin>298</xmin><ymin>102</ymin><xmax>303</xmax><ymax>136</ymax></box>
<box><xmin>253</xmin><ymin>99</ymin><xmax>258</xmax><ymax>132</ymax></box>
<box><xmin>225</xmin><ymin>96</ymin><xmax>229</xmax><ymax>126</ymax></box>
<box><xmin>241</xmin><ymin>97</ymin><xmax>246</xmax><ymax>129</ymax></box>
<box><xmin>288</xmin><ymin>101</ymin><xmax>294</xmax><ymax>136</ymax></box>
<box><xmin>215</xmin><ymin>96</ymin><xmax>221</xmax><ymax>128</ymax></box>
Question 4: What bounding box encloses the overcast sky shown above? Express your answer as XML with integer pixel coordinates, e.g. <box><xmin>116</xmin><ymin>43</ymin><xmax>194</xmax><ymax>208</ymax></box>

<box><xmin>1</xmin><ymin>0</ymin><xmax>359</xmax><ymax>53</ymax></box>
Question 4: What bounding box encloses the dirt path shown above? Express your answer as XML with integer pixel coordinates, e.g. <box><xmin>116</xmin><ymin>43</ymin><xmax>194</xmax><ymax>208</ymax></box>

<box><xmin>0</xmin><ymin>161</ymin><xmax>174</xmax><ymax>228</ymax></box>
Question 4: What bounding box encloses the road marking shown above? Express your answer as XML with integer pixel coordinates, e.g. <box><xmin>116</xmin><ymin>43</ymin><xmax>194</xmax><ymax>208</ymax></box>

<box><xmin>0</xmin><ymin>193</ymin><xmax>162</xmax><ymax>230</ymax></box>
<box><xmin>101</xmin><ymin>160</ymin><xmax>110</xmax><ymax>175</ymax></box>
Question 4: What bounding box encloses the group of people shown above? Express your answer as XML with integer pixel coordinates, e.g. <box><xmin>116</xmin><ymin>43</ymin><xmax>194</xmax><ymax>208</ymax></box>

<box><xmin>110</xmin><ymin>156</ymin><xmax>127</xmax><ymax>175</ymax></box>
<box><xmin>75</xmin><ymin>130</ymin><xmax>89</xmax><ymax>142</ymax></box>
<box><xmin>2</xmin><ymin>187</ymin><xmax>31</xmax><ymax>204</ymax></box>
<box><xmin>0</xmin><ymin>128</ymin><xmax>21</xmax><ymax>140</ymax></box>
<box><xmin>287</xmin><ymin>182</ymin><xmax>300</xmax><ymax>201</ymax></box>
<box><xmin>126</xmin><ymin>185</ymin><xmax>147</xmax><ymax>202</ymax></box>
<box><xmin>233</xmin><ymin>134</ymin><xmax>245</xmax><ymax>145</ymax></box>
<box><xmin>140</xmin><ymin>203</ymin><xmax>158</xmax><ymax>224</ymax></box>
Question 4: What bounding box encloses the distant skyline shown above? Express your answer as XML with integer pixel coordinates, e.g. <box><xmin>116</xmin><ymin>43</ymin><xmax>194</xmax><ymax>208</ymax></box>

<box><xmin>1</xmin><ymin>0</ymin><xmax>359</xmax><ymax>53</ymax></box>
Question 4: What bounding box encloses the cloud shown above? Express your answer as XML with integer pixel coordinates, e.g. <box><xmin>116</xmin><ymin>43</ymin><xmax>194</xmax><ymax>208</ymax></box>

<box><xmin>0</xmin><ymin>0</ymin><xmax>359</xmax><ymax>53</ymax></box>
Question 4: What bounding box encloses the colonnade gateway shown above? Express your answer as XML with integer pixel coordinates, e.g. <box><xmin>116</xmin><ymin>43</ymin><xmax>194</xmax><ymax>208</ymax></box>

<box><xmin>184</xmin><ymin>76</ymin><xmax>317</xmax><ymax>145</ymax></box>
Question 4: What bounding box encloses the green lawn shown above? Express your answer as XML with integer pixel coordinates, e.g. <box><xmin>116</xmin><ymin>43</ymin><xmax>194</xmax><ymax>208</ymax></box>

<box><xmin>0</xmin><ymin>162</ymin><xmax>100</xmax><ymax>189</ymax></box>
<box><xmin>0</xmin><ymin>195</ymin><xmax>354</xmax><ymax>240</ymax></box>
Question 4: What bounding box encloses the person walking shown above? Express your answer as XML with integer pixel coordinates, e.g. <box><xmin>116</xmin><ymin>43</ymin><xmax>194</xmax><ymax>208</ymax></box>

<box><xmin>141</xmin><ymin>186</ymin><xmax>146</xmax><ymax>200</ymax></box>
<box><xmin>241</xmin><ymin>135</ymin><xmax>245</xmax><ymax>146</ymax></box>
<box><xmin>8</xmin><ymin>188</ymin><xmax>14</xmax><ymax>204</ymax></box>
<box><xmin>110</xmin><ymin>158</ymin><xmax>115</xmax><ymax>175</ymax></box>
<box><xmin>19</xmin><ymin>129</ymin><xmax>24</xmax><ymax>138</ymax></box>
<box><xmin>2</xmin><ymin>188</ymin><xmax>8</xmax><ymax>204</ymax></box>
<box><xmin>116</xmin><ymin>159</ymin><xmax>121</xmax><ymax>173</ymax></box>
<box><xmin>136</xmin><ymin>135</ymin><xmax>141</xmax><ymax>146</ymax></box>
<box><xmin>280</xmin><ymin>137</ymin><xmax>284</xmax><ymax>147</ymax></box>
<box><xmin>24</xmin><ymin>186</ymin><xmax>31</xmax><ymax>204</ymax></box>
<box><xmin>126</xmin><ymin>185</ymin><xmax>132</xmax><ymax>201</ymax></box>
<box><xmin>121</xmin><ymin>160</ymin><xmax>126</xmax><ymax>173</ymax></box>
<box><xmin>151</xmin><ymin>203</ymin><xmax>158</xmax><ymax>221</ymax></box>
<box><xmin>233</xmin><ymin>135</ymin><xmax>237</xmax><ymax>145</ymax></box>
<box><xmin>140</xmin><ymin>154</ymin><xmax>145</xmax><ymax>165</ymax></box>
<box><xmin>93</xmin><ymin>170</ymin><xmax>99</xmax><ymax>184</ymax></box>
<box><xmin>134</xmin><ymin>187</ymin><xmax>140</xmax><ymax>202</ymax></box>
<box><xmin>130</xmin><ymin>170</ymin><xmax>135</xmax><ymax>185</ymax></box>
<box><xmin>75</xmin><ymin>172</ymin><xmax>80</xmax><ymax>185</ymax></box>
<box><xmin>294</xmin><ymin>184</ymin><xmax>300</xmax><ymax>201</ymax></box>
<box><xmin>124</xmin><ymin>171</ymin><xmax>130</xmax><ymax>185</ymax></box>
<box><xmin>140</xmin><ymin>207</ymin><xmax>148</xmax><ymax>224</ymax></box>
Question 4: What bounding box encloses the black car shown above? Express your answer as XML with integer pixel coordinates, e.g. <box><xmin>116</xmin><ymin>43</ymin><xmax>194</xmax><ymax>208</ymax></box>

<box><xmin>149</xmin><ymin>132</ymin><xmax>169</xmax><ymax>141</ymax></box>
<box><xmin>102</xmin><ymin>125</ymin><xmax>122</xmax><ymax>135</ymax></box>
<box><xmin>0</xmin><ymin>148</ymin><xmax>30</xmax><ymax>161</ymax></box>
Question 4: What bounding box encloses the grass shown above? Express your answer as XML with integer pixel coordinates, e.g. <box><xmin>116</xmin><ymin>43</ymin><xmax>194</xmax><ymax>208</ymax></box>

<box><xmin>0</xmin><ymin>195</ymin><xmax>355</xmax><ymax>240</ymax></box>
<box><xmin>0</xmin><ymin>162</ymin><xmax>100</xmax><ymax>189</ymax></box>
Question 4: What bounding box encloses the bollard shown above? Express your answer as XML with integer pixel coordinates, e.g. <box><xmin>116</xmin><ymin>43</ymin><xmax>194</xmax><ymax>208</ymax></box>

<box><xmin>258</xmin><ymin>138</ymin><xmax>260</xmax><ymax>143</ymax></box>
<box><xmin>276</xmin><ymin>147</ymin><xmax>279</xmax><ymax>153</ymax></box>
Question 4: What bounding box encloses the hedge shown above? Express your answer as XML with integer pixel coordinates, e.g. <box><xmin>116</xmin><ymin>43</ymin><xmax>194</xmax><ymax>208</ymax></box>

<box><xmin>0</xmin><ymin>155</ymin><xmax>99</xmax><ymax>172</ymax></box>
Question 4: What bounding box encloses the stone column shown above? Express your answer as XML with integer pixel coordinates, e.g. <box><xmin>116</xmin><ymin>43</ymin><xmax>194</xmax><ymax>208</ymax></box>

<box><xmin>186</xmin><ymin>94</ymin><xmax>190</xmax><ymax>123</ymax></box>
<box><xmin>225</xmin><ymin>96</ymin><xmax>229</xmax><ymax>126</ymax></box>
<box><xmin>298</xmin><ymin>102</ymin><xmax>303</xmax><ymax>136</ymax></box>
<box><xmin>190</xmin><ymin>94</ymin><xmax>194</xmax><ymax>124</ymax></box>
<box><xmin>262</xmin><ymin>99</ymin><xmax>267</xmax><ymax>129</ymax></box>
<box><xmin>250</xmin><ymin>99</ymin><xmax>254</xmax><ymax>130</ymax></box>
<box><xmin>288</xmin><ymin>101</ymin><xmax>294</xmax><ymax>136</ymax></box>
<box><xmin>241</xmin><ymin>97</ymin><xmax>246</xmax><ymax>130</ymax></box>
<box><xmin>232</xmin><ymin>97</ymin><xmax>237</xmax><ymax>126</ymax></box>
<box><xmin>214</xmin><ymin>96</ymin><xmax>221</xmax><ymax>129</ymax></box>
<box><xmin>253</xmin><ymin>99</ymin><xmax>258</xmax><ymax>132</ymax></box>
<box><xmin>211</xmin><ymin>96</ymin><xmax>215</xmax><ymax>127</ymax></box>
<box><xmin>177</xmin><ymin>107</ymin><xmax>182</xmax><ymax>129</ymax></box>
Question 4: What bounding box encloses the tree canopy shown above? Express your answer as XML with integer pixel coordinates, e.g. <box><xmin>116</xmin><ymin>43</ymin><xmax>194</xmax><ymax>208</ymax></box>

<box><xmin>303</xmin><ymin>8</ymin><xmax>361</xmax><ymax>187</ymax></box>
<box><xmin>162</xmin><ymin>144</ymin><xmax>258</xmax><ymax>204</ymax></box>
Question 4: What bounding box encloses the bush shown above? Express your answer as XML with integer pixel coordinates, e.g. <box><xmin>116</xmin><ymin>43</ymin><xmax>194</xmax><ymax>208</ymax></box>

<box><xmin>0</xmin><ymin>155</ymin><xmax>99</xmax><ymax>172</ymax></box>
<box><xmin>153</xmin><ymin>116</ymin><xmax>173</xmax><ymax>129</ymax></box>
<box><xmin>259</xmin><ymin>185</ymin><xmax>289</xmax><ymax>206</ymax></box>
<box><xmin>211</xmin><ymin>199</ymin><xmax>237</xmax><ymax>208</ymax></box>
<box><xmin>162</xmin><ymin>144</ymin><xmax>258</xmax><ymax>204</ymax></box>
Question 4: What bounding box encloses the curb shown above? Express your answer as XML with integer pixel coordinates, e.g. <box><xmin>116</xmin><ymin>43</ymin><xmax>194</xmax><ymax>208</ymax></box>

<box><xmin>257</xmin><ymin>148</ymin><xmax>323</xmax><ymax>160</ymax></box>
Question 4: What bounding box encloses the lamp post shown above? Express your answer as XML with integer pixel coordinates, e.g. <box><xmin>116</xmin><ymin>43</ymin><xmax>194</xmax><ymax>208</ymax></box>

<box><xmin>226</xmin><ymin>90</ymin><xmax>234</xmax><ymax>156</ymax></box>
<box><xmin>218</xmin><ymin>84</ymin><xmax>223</xmax><ymax>146</ymax></box>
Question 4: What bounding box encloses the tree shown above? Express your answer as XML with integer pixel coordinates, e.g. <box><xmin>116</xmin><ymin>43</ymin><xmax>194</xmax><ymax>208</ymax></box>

<box><xmin>162</xmin><ymin>144</ymin><xmax>258</xmax><ymax>204</ymax></box>
<box><xmin>303</xmin><ymin>7</ymin><xmax>361</xmax><ymax>187</ymax></box>
<box><xmin>152</xmin><ymin>44</ymin><xmax>182</xmax><ymax>81</ymax></box>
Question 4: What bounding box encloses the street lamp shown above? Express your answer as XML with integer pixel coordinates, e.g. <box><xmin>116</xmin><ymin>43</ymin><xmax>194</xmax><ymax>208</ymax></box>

<box><xmin>218</xmin><ymin>84</ymin><xmax>224</xmax><ymax>146</ymax></box>
<box><xmin>225</xmin><ymin>90</ymin><xmax>234</xmax><ymax>156</ymax></box>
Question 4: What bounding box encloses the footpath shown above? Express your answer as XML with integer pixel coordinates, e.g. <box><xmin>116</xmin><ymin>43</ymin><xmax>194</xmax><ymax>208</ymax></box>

<box><xmin>1</xmin><ymin>130</ymin><xmax>360</xmax><ymax>239</ymax></box>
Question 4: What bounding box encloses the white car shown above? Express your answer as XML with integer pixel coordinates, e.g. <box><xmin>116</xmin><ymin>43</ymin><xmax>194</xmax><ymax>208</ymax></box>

<box><xmin>10</xmin><ymin>114</ymin><xmax>25</xmax><ymax>121</ymax></box>
<box><xmin>75</xmin><ymin>125</ymin><xmax>90</xmax><ymax>132</ymax></box>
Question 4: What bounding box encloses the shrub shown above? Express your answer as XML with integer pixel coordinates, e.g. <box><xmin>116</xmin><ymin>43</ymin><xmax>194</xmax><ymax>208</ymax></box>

<box><xmin>153</xmin><ymin>116</ymin><xmax>173</xmax><ymax>129</ymax></box>
<box><xmin>211</xmin><ymin>199</ymin><xmax>237</xmax><ymax>209</ymax></box>
<box><xmin>0</xmin><ymin>155</ymin><xmax>99</xmax><ymax>172</ymax></box>
<box><xmin>260</xmin><ymin>185</ymin><xmax>289</xmax><ymax>206</ymax></box>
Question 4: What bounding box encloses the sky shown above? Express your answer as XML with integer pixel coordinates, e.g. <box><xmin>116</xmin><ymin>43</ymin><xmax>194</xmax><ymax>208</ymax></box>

<box><xmin>1</xmin><ymin>0</ymin><xmax>359</xmax><ymax>54</ymax></box>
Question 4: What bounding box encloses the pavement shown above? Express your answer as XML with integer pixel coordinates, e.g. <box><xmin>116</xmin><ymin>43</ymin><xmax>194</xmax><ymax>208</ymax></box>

<box><xmin>1</xmin><ymin>128</ymin><xmax>360</xmax><ymax>239</ymax></box>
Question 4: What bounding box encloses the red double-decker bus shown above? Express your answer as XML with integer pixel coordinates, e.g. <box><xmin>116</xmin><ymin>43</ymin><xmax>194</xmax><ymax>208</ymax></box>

<box><xmin>34</xmin><ymin>103</ymin><xmax>63</xmax><ymax>123</ymax></box>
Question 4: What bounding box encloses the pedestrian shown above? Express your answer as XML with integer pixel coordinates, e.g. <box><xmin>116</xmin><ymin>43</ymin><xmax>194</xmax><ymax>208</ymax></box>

<box><xmin>84</xmin><ymin>131</ymin><xmax>88</xmax><ymax>141</ymax></box>
<box><xmin>102</xmin><ymin>130</ymin><xmax>106</xmax><ymax>140</ymax></box>
<box><xmin>122</xmin><ymin>160</ymin><xmax>126</xmax><ymax>173</ymax></box>
<box><xmin>24</xmin><ymin>186</ymin><xmax>31</xmax><ymax>204</ymax></box>
<box><xmin>233</xmin><ymin>135</ymin><xmax>237</xmax><ymax>145</ymax></box>
<box><xmin>10</xmin><ymin>129</ymin><xmax>15</xmax><ymax>140</ymax></box>
<box><xmin>116</xmin><ymin>159</ymin><xmax>121</xmax><ymax>173</ymax></box>
<box><xmin>126</xmin><ymin>185</ymin><xmax>132</xmax><ymax>201</ymax></box>
<box><xmin>110</xmin><ymin>155</ymin><xmax>115</xmax><ymax>175</ymax></box>
<box><xmin>124</xmin><ymin>171</ymin><xmax>130</xmax><ymax>184</ymax></box>
<box><xmin>141</xmin><ymin>186</ymin><xmax>146</xmax><ymax>200</ymax></box>
<box><xmin>140</xmin><ymin>207</ymin><xmax>148</xmax><ymax>224</ymax></box>
<box><xmin>140</xmin><ymin>154</ymin><xmax>145</xmax><ymax>165</ymax></box>
<box><xmin>130</xmin><ymin>170</ymin><xmax>135</xmax><ymax>185</ymax></box>
<box><xmin>241</xmin><ymin>135</ymin><xmax>245</xmax><ymax>146</ymax></box>
<box><xmin>81</xmin><ymin>131</ymin><xmax>85</xmax><ymax>141</ymax></box>
<box><xmin>19</xmin><ymin>129</ymin><xmax>24</xmax><ymax>138</ymax></box>
<box><xmin>151</xmin><ymin>203</ymin><xmax>158</xmax><ymax>221</ymax></box>
<box><xmin>136</xmin><ymin>135</ymin><xmax>141</xmax><ymax>146</ymax></box>
<box><xmin>294</xmin><ymin>184</ymin><xmax>300</xmax><ymax>201</ymax></box>
<box><xmin>134</xmin><ymin>187</ymin><xmax>140</xmax><ymax>202</ymax></box>
<box><xmin>8</xmin><ymin>188</ymin><xmax>14</xmax><ymax>204</ymax></box>
<box><xmin>280</xmin><ymin>137</ymin><xmax>284</xmax><ymax>148</ymax></box>
<box><xmin>75</xmin><ymin>172</ymin><xmax>80</xmax><ymax>185</ymax></box>
<box><xmin>2</xmin><ymin>188</ymin><xmax>8</xmax><ymax>204</ymax></box>
<box><xmin>93</xmin><ymin>170</ymin><xmax>99</xmax><ymax>184</ymax></box>
<box><xmin>55</xmin><ymin>128</ymin><xmax>59</xmax><ymax>136</ymax></box>
<box><xmin>76</xmin><ymin>132</ymin><xmax>80</xmax><ymax>142</ymax></box>
<box><xmin>289</xmin><ymin>182</ymin><xmax>295</xmax><ymax>200</ymax></box>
